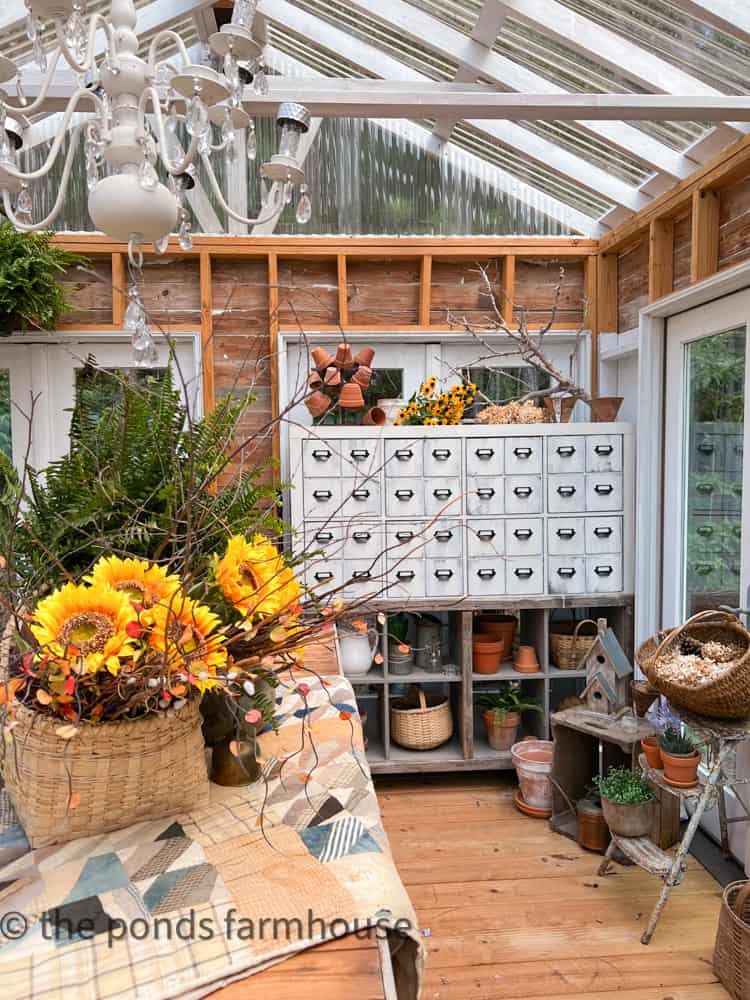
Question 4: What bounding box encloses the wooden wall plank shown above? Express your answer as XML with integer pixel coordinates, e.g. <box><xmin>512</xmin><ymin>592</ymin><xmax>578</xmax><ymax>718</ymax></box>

<box><xmin>513</xmin><ymin>258</ymin><xmax>585</xmax><ymax>327</ymax></box>
<box><xmin>648</xmin><ymin>219</ymin><xmax>674</xmax><ymax>303</ymax></box>
<box><xmin>268</xmin><ymin>252</ymin><xmax>280</xmax><ymax>464</ymax></box>
<box><xmin>673</xmin><ymin>210</ymin><xmax>692</xmax><ymax>292</ymax></box>
<box><xmin>337</xmin><ymin>253</ymin><xmax>349</xmax><ymax>327</ymax></box>
<box><xmin>597</xmin><ymin>254</ymin><xmax>618</xmax><ymax>335</ymax></box>
<box><xmin>429</xmin><ymin>259</ymin><xmax>502</xmax><ymax>326</ymax></box>
<box><xmin>199</xmin><ymin>251</ymin><xmax>215</xmax><ymax>414</ymax></box>
<box><xmin>419</xmin><ymin>255</ymin><xmax>432</xmax><ymax>328</ymax></box>
<box><xmin>617</xmin><ymin>239</ymin><xmax>649</xmax><ymax>333</ymax></box>
<box><xmin>502</xmin><ymin>256</ymin><xmax>515</xmax><ymax>326</ymax></box>
<box><xmin>59</xmin><ymin>257</ymin><xmax>115</xmax><ymax>327</ymax></box>
<box><xmin>719</xmin><ymin>174</ymin><xmax>750</xmax><ymax>271</ymax></box>
<box><xmin>347</xmin><ymin>258</ymin><xmax>420</xmax><ymax>325</ymax></box>
<box><xmin>111</xmin><ymin>252</ymin><xmax>125</xmax><ymax>327</ymax></box>
<box><xmin>584</xmin><ymin>256</ymin><xmax>598</xmax><ymax>396</ymax></box>
<box><xmin>690</xmin><ymin>188</ymin><xmax>720</xmax><ymax>284</ymax></box>
<box><xmin>278</xmin><ymin>258</ymin><xmax>338</xmax><ymax>328</ymax></box>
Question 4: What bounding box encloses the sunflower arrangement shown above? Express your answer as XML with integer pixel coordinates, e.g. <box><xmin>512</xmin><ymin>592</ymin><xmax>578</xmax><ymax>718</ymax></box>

<box><xmin>395</xmin><ymin>377</ymin><xmax>476</xmax><ymax>426</ymax></box>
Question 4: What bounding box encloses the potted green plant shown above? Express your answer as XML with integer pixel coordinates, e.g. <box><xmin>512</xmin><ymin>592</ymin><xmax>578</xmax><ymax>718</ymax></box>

<box><xmin>477</xmin><ymin>688</ymin><xmax>542</xmax><ymax>751</ymax></box>
<box><xmin>0</xmin><ymin>223</ymin><xmax>88</xmax><ymax>333</ymax></box>
<box><xmin>598</xmin><ymin>766</ymin><xmax>654</xmax><ymax>837</ymax></box>
<box><xmin>658</xmin><ymin>727</ymin><xmax>701</xmax><ymax>788</ymax></box>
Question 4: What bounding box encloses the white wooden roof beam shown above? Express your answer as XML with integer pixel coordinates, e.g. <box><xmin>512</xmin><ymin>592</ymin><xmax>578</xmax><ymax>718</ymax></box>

<box><xmin>676</xmin><ymin>1</ymin><xmax>750</xmax><ymax>47</ymax></box>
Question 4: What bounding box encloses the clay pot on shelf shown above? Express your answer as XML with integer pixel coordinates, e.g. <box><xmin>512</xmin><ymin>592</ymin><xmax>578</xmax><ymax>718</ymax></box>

<box><xmin>661</xmin><ymin>747</ymin><xmax>701</xmax><ymax>788</ymax></box>
<box><xmin>305</xmin><ymin>390</ymin><xmax>331</xmax><ymax>418</ymax></box>
<box><xmin>353</xmin><ymin>346</ymin><xmax>375</xmax><ymax>367</ymax></box>
<box><xmin>577</xmin><ymin>799</ymin><xmax>610</xmax><ymax>853</ymax></box>
<box><xmin>472</xmin><ymin>633</ymin><xmax>505</xmax><ymax>674</ymax></box>
<box><xmin>324</xmin><ymin>366</ymin><xmax>341</xmax><ymax>387</ymax></box>
<box><xmin>514</xmin><ymin>645</ymin><xmax>540</xmax><ymax>673</ymax></box>
<box><xmin>311</xmin><ymin>346</ymin><xmax>333</xmax><ymax>369</ymax></box>
<box><xmin>544</xmin><ymin>395</ymin><xmax>577</xmax><ymax>423</ymax></box>
<box><xmin>601</xmin><ymin>795</ymin><xmax>654</xmax><ymax>838</ymax></box>
<box><xmin>352</xmin><ymin>365</ymin><xmax>372</xmax><ymax>388</ymax></box>
<box><xmin>588</xmin><ymin>396</ymin><xmax>624</xmax><ymax>423</ymax></box>
<box><xmin>632</xmin><ymin>680</ymin><xmax>659</xmax><ymax>718</ymax></box>
<box><xmin>363</xmin><ymin>406</ymin><xmax>386</xmax><ymax>426</ymax></box>
<box><xmin>482</xmin><ymin>710</ymin><xmax>521</xmax><ymax>752</ymax></box>
<box><xmin>641</xmin><ymin>736</ymin><xmax>663</xmax><ymax>769</ymax></box>
<box><xmin>339</xmin><ymin>382</ymin><xmax>365</xmax><ymax>408</ymax></box>
<box><xmin>477</xmin><ymin>614</ymin><xmax>516</xmax><ymax>654</ymax></box>
<box><xmin>335</xmin><ymin>342</ymin><xmax>354</xmax><ymax>366</ymax></box>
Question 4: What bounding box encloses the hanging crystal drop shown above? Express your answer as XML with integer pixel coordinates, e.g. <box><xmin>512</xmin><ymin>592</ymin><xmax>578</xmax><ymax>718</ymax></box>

<box><xmin>253</xmin><ymin>65</ymin><xmax>268</xmax><ymax>96</ymax></box>
<box><xmin>178</xmin><ymin>218</ymin><xmax>193</xmax><ymax>252</ymax></box>
<box><xmin>153</xmin><ymin>234</ymin><xmax>169</xmax><ymax>255</ymax></box>
<box><xmin>124</xmin><ymin>288</ymin><xmax>143</xmax><ymax>332</ymax></box>
<box><xmin>138</xmin><ymin>156</ymin><xmax>158</xmax><ymax>192</ymax></box>
<box><xmin>86</xmin><ymin>154</ymin><xmax>98</xmax><ymax>192</ymax></box>
<box><xmin>223</xmin><ymin>53</ymin><xmax>239</xmax><ymax>91</ymax></box>
<box><xmin>283</xmin><ymin>180</ymin><xmax>293</xmax><ymax>205</ymax></box>
<box><xmin>186</xmin><ymin>97</ymin><xmax>208</xmax><ymax>138</ymax></box>
<box><xmin>15</xmin><ymin>185</ymin><xmax>32</xmax><ymax>223</ymax></box>
<box><xmin>16</xmin><ymin>71</ymin><xmax>27</xmax><ymax>108</ymax></box>
<box><xmin>31</xmin><ymin>22</ymin><xmax>46</xmax><ymax>73</ymax></box>
<box><xmin>25</xmin><ymin>12</ymin><xmax>37</xmax><ymax>42</ymax></box>
<box><xmin>296</xmin><ymin>184</ymin><xmax>312</xmax><ymax>225</ymax></box>
<box><xmin>246</xmin><ymin>126</ymin><xmax>257</xmax><ymax>161</ymax></box>
<box><xmin>221</xmin><ymin>116</ymin><xmax>235</xmax><ymax>148</ymax></box>
<box><xmin>165</xmin><ymin>101</ymin><xmax>179</xmax><ymax>133</ymax></box>
<box><xmin>260</xmin><ymin>176</ymin><xmax>270</xmax><ymax>207</ymax></box>
<box><xmin>0</xmin><ymin>132</ymin><xmax>12</xmax><ymax>165</ymax></box>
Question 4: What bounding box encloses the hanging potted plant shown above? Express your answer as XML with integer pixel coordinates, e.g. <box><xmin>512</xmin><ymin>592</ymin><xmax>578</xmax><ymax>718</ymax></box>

<box><xmin>598</xmin><ymin>766</ymin><xmax>654</xmax><ymax>837</ymax></box>
<box><xmin>658</xmin><ymin>727</ymin><xmax>702</xmax><ymax>788</ymax></box>
<box><xmin>477</xmin><ymin>688</ymin><xmax>542</xmax><ymax>751</ymax></box>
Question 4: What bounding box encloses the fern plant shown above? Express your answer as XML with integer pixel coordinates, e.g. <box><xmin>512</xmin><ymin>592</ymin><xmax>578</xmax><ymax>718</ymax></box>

<box><xmin>0</xmin><ymin>224</ymin><xmax>88</xmax><ymax>332</ymax></box>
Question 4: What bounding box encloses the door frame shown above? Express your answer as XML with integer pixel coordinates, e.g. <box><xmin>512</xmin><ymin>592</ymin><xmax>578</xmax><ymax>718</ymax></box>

<box><xmin>636</xmin><ymin>261</ymin><xmax>750</xmax><ymax>645</ymax></box>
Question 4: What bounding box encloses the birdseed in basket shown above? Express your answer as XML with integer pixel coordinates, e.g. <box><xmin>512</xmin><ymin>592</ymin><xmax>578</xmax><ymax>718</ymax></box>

<box><xmin>657</xmin><ymin>637</ymin><xmax>746</xmax><ymax>689</ymax></box>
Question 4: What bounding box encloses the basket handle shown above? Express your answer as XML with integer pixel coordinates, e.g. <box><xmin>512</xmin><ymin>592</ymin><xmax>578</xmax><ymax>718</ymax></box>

<box><xmin>653</xmin><ymin>609</ymin><xmax>742</xmax><ymax>662</ymax></box>
<box><xmin>732</xmin><ymin>881</ymin><xmax>750</xmax><ymax>921</ymax></box>
<box><xmin>573</xmin><ymin>618</ymin><xmax>599</xmax><ymax>640</ymax></box>
<box><xmin>416</xmin><ymin>686</ymin><xmax>427</xmax><ymax>711</ymax></box>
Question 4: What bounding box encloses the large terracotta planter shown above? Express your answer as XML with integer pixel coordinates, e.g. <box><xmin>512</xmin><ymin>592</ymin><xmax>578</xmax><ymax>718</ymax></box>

<box><xmin>661</xmin><ymin>748</ymin><xmax>701</xmax><ymax>788</ymax></box>
<box><xmin>473</xmin><ymin>633</ymin><xmax>504</xmax><ymax>673</ymax></box>
<box><xmin>511</xmin><ymin>739</ymin><xmax>554</xmax><ymax>810</ymax></box>
<box><xmin>642</xmin><ymin>736</ymin><xmax>663</xmax><ymax>769</ymax></box>
<box><xmin>601</xmin><ymin>794</ymin><xmax>654</xmax><ymax>837</ymax></box>
<box><xmin>477</xmin><ymin>614</ymin><xmax>516</xmax><ymax>654</ymax></box>
<box><xmin>482</xmin><ymin>710</ymin><xmax>520</xmax><ymax>751</ymax></box>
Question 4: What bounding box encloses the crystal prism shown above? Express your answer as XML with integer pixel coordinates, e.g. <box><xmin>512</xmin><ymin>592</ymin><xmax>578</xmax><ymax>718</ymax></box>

<box><xmin>296</xmin><ymin>191</ymin><xmax>312</xmax><ymax>225</ymax></box>
<box><xmin>16</xmin><ymin>71</ymin><xmax>27</xmax><ymax>108</ymax></box>
<box><xmin>16</xmin><ymin>187</ymin><xmax>32</xmax><ymax>217</ymax></box>
<box><xmin>124</xmin><ymin>291</ymin><xmax>143</xmax><ymax>332</ymax></box>
<box><xmin>138</xmin><ymin>157</ymin><xmax>158</xmax><ymax>192</ymax></box>
<box><xmin>186</xmin><ymin>98</ymin><xmax>209</xmax><ymax>138</ymax></box>
<box><xmin>178</xmin><ymin>220</ymin><xmax>193</xmax><ymax>252</ymax></box>
<box><xmin>153</xmin><ymin>235</ymin><xmax>169</xmax><ymax>254</ymax></box>
<box><xmin>253</xmin><ymin>67</ymin><xmax>268</xmax><ymax>96</ymax></box>
<box><xmin>246</xmin><ymin>128</ymin><xmax>257</xmax><ymax>161</ymax></box>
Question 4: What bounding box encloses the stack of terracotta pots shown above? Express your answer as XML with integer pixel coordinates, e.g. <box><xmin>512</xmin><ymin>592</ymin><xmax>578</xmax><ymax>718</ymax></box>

<box><xmin>305</xmin><ymin>343</ymin><xmax>386</xmax><ymax>424</ymax></box>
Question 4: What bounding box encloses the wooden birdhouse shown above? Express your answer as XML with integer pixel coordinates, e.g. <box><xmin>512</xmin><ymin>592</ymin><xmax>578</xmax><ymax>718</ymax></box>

<box><xmin>580</xmin><ymin>618</ymin><xmax>633</xmax><ymax>715</ymax></box>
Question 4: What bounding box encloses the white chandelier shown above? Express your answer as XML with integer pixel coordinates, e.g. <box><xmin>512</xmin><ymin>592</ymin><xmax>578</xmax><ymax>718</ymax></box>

<box><xmin>0</xmin><ymin>0</ymin><xmax>313</xmax><ymax>361</ymax></box>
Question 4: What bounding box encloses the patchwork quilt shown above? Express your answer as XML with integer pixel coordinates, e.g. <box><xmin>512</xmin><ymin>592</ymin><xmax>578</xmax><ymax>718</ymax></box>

<box><xmin>0</xmin><ymin>675</ymin><xmax>423</xmax><ymax>999</ymax></box>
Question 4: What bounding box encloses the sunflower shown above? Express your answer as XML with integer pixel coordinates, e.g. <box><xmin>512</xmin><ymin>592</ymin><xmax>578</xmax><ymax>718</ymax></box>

<box><xmin>30</xmin><ymin>582</ymin><xmax>138</xmax><ymax>674</ymax></box>
<box><xmin>214</xmin><ymin>534</ymin><xmax>302</xmax><ymax>622</ymax></box>
<box><xmin>148</xmin><ymin>594</ymin><xmax>227</xmax><ymax>690</ymax></box>
<box><xmin>86</xmin><ymin>555</ymin><xmax>181</xmax><ymax>607</ymax></box>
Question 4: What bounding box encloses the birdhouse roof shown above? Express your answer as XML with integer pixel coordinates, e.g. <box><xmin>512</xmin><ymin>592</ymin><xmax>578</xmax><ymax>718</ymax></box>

<box><xmin>582</xmin><ymin>671</ymin><xmax>618</xmax><ymax>705</ymax></box>
<box><xmin>599</xmin><ymin>628</ymin><xmax>634</xmax><ymax>679</ymax></box>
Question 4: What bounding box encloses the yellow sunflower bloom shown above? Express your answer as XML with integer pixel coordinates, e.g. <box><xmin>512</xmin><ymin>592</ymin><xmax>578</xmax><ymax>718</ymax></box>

<box><xmin>420</xmin><ymin>381</ymin><xmax>433</xmax><ymax>397</ymax></box>
<box><xmin>86</xmin><ymin>555</ymin><xmax>181</xmax><ymax>607</ymax></box>
<box><xmin>214</xmin><ymin>534</ymin><xmax>301</xmax><ymax>622</ymax></box>
<box><xmin>30</xmin><ymin>581</ymin><xmax>137</xmax><ymax>675</ymax></box>
<box><xmin>148</xmin><ymin>594</ymin><xmax>226</xmax><ymax>690</ymax></box>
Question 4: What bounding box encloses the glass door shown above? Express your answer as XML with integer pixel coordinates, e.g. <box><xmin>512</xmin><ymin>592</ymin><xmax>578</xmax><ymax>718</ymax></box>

<box><xmin>662</xmin><ymin>291</ymin><xmax>750</xmax><ymax>626</ymax></box>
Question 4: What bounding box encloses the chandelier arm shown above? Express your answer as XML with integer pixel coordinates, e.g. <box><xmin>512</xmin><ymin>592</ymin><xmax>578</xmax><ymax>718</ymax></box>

<box><xmin>53</xmin><ymin>13</ymin><xmax>117</xmax><ymax>76</ymax></box>
<box><xmin>140</xmin><ymin>86</ymin><xmax>201</xmax><ymax>175</ymax></box>
<box><xmin>147</xmin><ymin>30</ymin><xmax>191</xmax><ymax>74</ymax></box>
<box><xmin>2</xmin><ymin>124</ymin><xmax>85</xmax><ymax>232</ymax></box>
<box><xmin>199</xmin><ymin>151</ymin><xmax>285</xmax><ymax>226</ymax></box>
<box><xmin>0</xmin><ymin>90</ymin><xmax>102</xmax><ymax>183</ymax></box>
<box><xmin>2</xmin><ymin>49</ymin><xmax>63</xmax><ymax>116</ymax></box>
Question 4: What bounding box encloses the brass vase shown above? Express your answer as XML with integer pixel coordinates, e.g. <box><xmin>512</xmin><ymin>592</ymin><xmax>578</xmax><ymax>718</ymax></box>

<box><xmin>211</xmin><ymin>736</ymin><xmax>261</xmax><ymax>786</ymax></box>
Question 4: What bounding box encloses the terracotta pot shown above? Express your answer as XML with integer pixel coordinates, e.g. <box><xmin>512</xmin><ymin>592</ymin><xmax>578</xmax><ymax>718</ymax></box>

<box><xmin>353</xmin><ymin>346</ymin><xmax>375</xmax><ymax>367</ymax></box>
<box><xmin>511</xmin><ymin>740</ymin><xmax>554</xmax><ymax>810</ymax></box>
<box><xmin>473</xmin><ymin>633</ymin><xmax>504</xmax><ymax>674</ymax></box>
<box><xmin>642</xmin><ymin>736</ymin><xmax>663</xmax><ymax>769</ymax></box>
<box><xmin>482</xmin><ymin>710</ymin><xmax>520</xmax><ymax>751</ymax></box>
<box><xmin>514</xmin><ymin>644</ymin><xmax>540</xmax><ymax>673</ymax></box>
<box><xmin>577</xmin><ymin>800</ymin><xmax>610</xmax><ymax>853</ymax></box>
<box><xmin>339</xmin><ymin>382</ymin><xmax>365</xmax><ymax>409</ymax></box>
<box><xmin>588</xmin><ymin>396</ymin><xmax>624</xmax><ymax>423</ymax></box>
<box><xmin>477</xmin><ymin>615</ymin><xmax>516</xmax><ymax>653</ymax></box>
<box><xmin>632</xmin><ymin>680</ymin><xmax>659</xmax><ymax>718</ymax></box>
<box><xmin>544</xmin><ymin>395</ymin><xmax>577</xmax><ymax>423</ymax></box>
<box><xmin>601</xmin><ymin>795</ymin><xmax>654</xmax><ymax>838</ymax></box>
<box><xmin>308</xmin><ymin>370</ymin><xmax>323</xmax><ymax>388</ymax></box>
<box><xmin>661</xmin><ymin>748</ymin><xmax>701</xmax><ymax>788</ymax></box>
<box><xmin>352</xmin><ymin>365</ymin><xmax>372</xmax><ymax>388</ymax></box>
<box><xmin>305</xmin><ymin>390</ymin><xmax>331</xmax><ymax>418</ymax></box>
<box><xmin>324</xmin><ymin>366</ymin><xmax>341</xmax><ymax>387</ymax></box>
<box><xmin>363</xmin><ymin>406</ymin><xmax>386</xmax><ymax>426</ymax></box>
<box><xmin>335</xmin><ymin>342</ymin><xmax>354</xmax><ymax>366</ymax></box>
<box><xmin>311</xmin><ymin>346</ymin><xmax>333</xmax><ymax>369</ymax></box>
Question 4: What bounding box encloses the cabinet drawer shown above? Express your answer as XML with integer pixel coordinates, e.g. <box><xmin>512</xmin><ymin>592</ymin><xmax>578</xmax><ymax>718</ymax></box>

<box><xmin>727</xmin><ymin>434</ymin><xmax>744</xmax><ymax>474</ymax></box>
<box><xmin>467</xmin><ymin>476</ymin><xmax>504</xmax><ymax>516</ymax></box>
<box><xmin>305</xmin><ymin>560</ymin><xmax>343</xmax><ymax>593</ymax></box>
<box><xmin>586</xmin><ymin>435</ymin><xmax>623</xmax><ymax>473</ymax></box>
<box><xmin>548</xmin><ymin>436</ymin><xmax>585</xmax><ymax>474</ymax></box>
<box><xmin>426</xmin><ymin>558</ymin><xmax>464</xmax><ymax>598</ymax></box>
<box><xmin>425</xmin><ymin>520</ymin><xmax>462</xmax><ymax>558</ymax></box>
<box><xmin>548</xmin><ymin>556</ymin><xmax>586</xmax><ymax>595</ymax></box>
<box><xmin>385</xmin><ymin>440</ymin><xmax>423</xmax><ymax>477</ymax></box>
<box><xmin>585</xmin><ymin>516</ymin><xmax>622</xmax><ymax>554</ymax></box>
<box><xmin>505</xmin><ymin>437</ymin><xmax>542</xmax><ymax>474</ymax></box>
<box><xmin>506</xmin><ymin>557</ymin><xmax>544</xmax><ymax>595</ymax></box>
<box><xmin>468</xmin><ymin>558</ymin><xmax>505</xmax><ymax>597</ymax></box>
<box><xmin>548</xmin><ymin>517</ymin><xmax>585</xmax><ymax>555</ymax></box>
<box><xmin>340</xmin><ymin>439</ymin><xmax>380</xmax><ymax>477</ymax></box>
<box><xmin>304</xmin><ymin>481</ymin><xmax>343</xmax><ymax>519</ymax></box>
<box><xmin>467</xmin><ymin>521</ymin><xmax>504</xmax><ymax>558</ymax></box>
<box><xmin>586</xmin><ymin>473</ymin><xmax>623</xmax><ymax>512</ymax></box>
<box><xmin>341</xmin><ymin>522</ymin><xmax>383</xmax><ymax>560</ymax></box>
<box><xmin>386</xmin><ymin>522</ymin><xmax>425</xmax><ymax>558</ymax></box>
<box><xmin>305</xmin><ymin>522</ymin><xmax>344</xmax><ymax>558</ymax></box>
<box><xmin>385</xmin><ymin>479</ymin><xmax>424</xmax><ymax>518</ymax></box>
<box><xmin>547</xmin><ymin>474</ymin><xmax>586</xmax><ymax>514</ymax></box>
<box><xmin>585</xmin><ymin>556</ymin><xmax>623</xmax><ymax>593</ymax></box>
<box><xmin>424</xmin><ymin>438</ymin><xmax>462</xmax><ymax>477</ymax></box>
<box><xmin>505</xmin><ymin>476</ymin><xmax>543</xmax><ymax>515</ymax></box>
<box><xmin>386</xmin><ymin>558</ymin><xmax>426</xmax><ymax>599</ymax></box>
<box><xmin>425</xmin><ymin>477</ymin><xmax>462</xmax><ymax>516</ymax></box>
<box><xmin>303</xmin><ymin>440</ymin><xmax>341</xmax><ymax>478</ymax></box>
<box><xmin>466</xmin><ymin>439</ymin><xmax>504</xmax><ymax>477</ymax></box>
<box><xmin>506</xmin><ymin>519</ymin><xmax>543</xmax><ymax>556</ymax></box>
<box><xmin>341</xmin><ymin>478</ymin><xmax>381</xmax><ymax>517</ymax></box>
<box><xmin>343</xmin><ymin>558</ymin><xmax>381</xmax><ymax>600</ymax></box>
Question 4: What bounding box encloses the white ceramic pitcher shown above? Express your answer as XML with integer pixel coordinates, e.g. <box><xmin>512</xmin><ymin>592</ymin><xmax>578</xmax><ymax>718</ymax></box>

<box><xmin>338</xmin><ymin>628</ymin><xmax>379</xmax><ymax>677</ymax></box>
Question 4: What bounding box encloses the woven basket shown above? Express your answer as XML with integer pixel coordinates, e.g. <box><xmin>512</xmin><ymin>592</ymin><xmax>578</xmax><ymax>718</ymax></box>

<box><xmin>714</xmin><ymin>880</ymin><xmax>750</xmax><ymax>998</ymax></box>
<box><xmin>636</xmin><ymin>610</ymin><xmax>750</xmax><ymax>720</ymax></box>
<box><xmin>390</xmin><ymin>685</ymin><xmax>452</xmax><ymax>750</ymax></box>
<box><xmin>2</xmin><ymin>698</ymin><xmax>210</xmax><ymax>848</ymax></box>
<box><xmin>549</xmin><ymin>619</ymin><xmax>599</xmax><ymax>670</ymax></box>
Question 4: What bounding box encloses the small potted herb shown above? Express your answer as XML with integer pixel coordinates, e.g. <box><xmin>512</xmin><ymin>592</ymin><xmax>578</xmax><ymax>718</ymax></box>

<box><xmin>658</xmin><ymin>727</ymin><xmax>701</xmax><ymax>788</ymax></box>
<box><xmin>598</xmin><ymin>766</ymin><xmax>654</xmax><ymax>837</ymax></box>
<box><xmin>477</xmin><ymin>688</ymin><xmax>542</xmax><ymax>751</ymax></box>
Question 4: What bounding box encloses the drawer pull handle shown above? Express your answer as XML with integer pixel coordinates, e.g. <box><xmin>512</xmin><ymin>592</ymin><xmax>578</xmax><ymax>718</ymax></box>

<box><xmin>697</xmin><ymin>442</ymin><xmax>714</xmax><ymax>455</ymax></box>
<box><xmin>696</xmin><ymin>482</ymin><xmax>714</xmax><ymax>495</ymax></box>
<box><xmin>313</xmin><ymin>490</ymin><xmax>333</xmax><ymax>501</ymax></box>
<box><xmin>432</xmin><ymin>448</ymin><xmax>451</xmax><ymax>460</ymax></box>
<box><xmin>351</xmin><ymin>571</ymin><xmax>372</xmax><ymax>581</ymax></box>
<box><xmin>556</xmin><ymin>445</ymin><xmax>576</xmax><ymax>457</ymax></box>
<box><xmin>353</xmin><ymin>531</ymin><xmax>371</xmax><ymax>542</ymax></box>
<box><xmin>514</xmin><ymin>528</ymin><xmax>533</xmax><ymax>540</ymax></box>
<box><xmin>350</xmin><ymin>449</ymin><xmax>370</xmax><ymax>460</ymax></box>
<box><xmin>477</xmin><ymin>568</ymin><xmax>497</xmax><ymax>580</ymax></box>
<box><xmin>351</xmin><ymin>489</ymin><xmax>370</xmax><ymax>501</ymax></box>
<box><xmin>557</xmin><ymin>567</ymin><xmax>577</xmax><ymax>578</ymax></box>
<box><xmin>475</xmin><ymin>448</ymin><xmax>494</xmax><ymax>459</ymax></box>
<box><xmin>594</xmin><ymin>565</ymin><xmax>614</xmax><ymax>577</ymax></box>
<box><xmin>314</xmin><ymin>571</ymin><xmax>334</xmax><ymax>582</ymax></box>
<box><xmin>395</xmin><ymin>449</ymin><xmax>413</xmax><ymax>460</ymax></box>
<box><xmin>594</xmin><ymin>444</ymin><xmax>614</xmax><ymax>456</ymax></box>
<box><xmin>434</xmin><ymin>569</ymin><xmax>454</xmax><ymax>580</ymax></box>
<box><xmin>311</xmin><ymin>449</ymin><xmax>332</xmax><ymax>461</ymax></box>
<box><xmin>556</xmin><ymin>528</ymin><xmax>576</xmax><ymax>539</ymax></box>
<box><xmin>557</xmin><ymin>485</ymin><xmax>576</xmax><ymax>497</ymax></box>
<box><xmin>434</xmin><ymin>530</ymin><xmax>453</xmax><ymax>541</ymax></box>
<box><xmin>315</xmin><ymin>532</ymin><xmax>334</xmax><ymax>543</ymax></box>
<box><xmin>396</xmin><ymin>570</ymin><xmax>415</xmax><ymax>581</ymax></box>
<box><xmin>477</xmin><ymin>488</ymin><xmax>496</xmax><ymax>499</ymax></box>
<box><xmin>594</xmin><ymin>484</ymin><xmax>614</xmax><ymax>496</ymax></box>
<box><xmin>396</xmin><ymin>531</ymin><xmax>414</xmax><ymax>542</ymax></box>
<box><xmin>514</xmin><ymin>567</ymin><xmax>533</xmax><ymax>579</ymax></box>
<box><xmin>594</xmin><ymin>526</ymin><xmax>613</xmax><ymax>538</ymax></box>
<box><xmin>477</xmin><ymin>529</ymin><xmax>496</xmax><ymax>541</ymax></box>
<box><xmin>514</xmin><ymin>447</ymin><xmax>533</xmax><ymax>459</ymax></box>
<box><xmin>514</xmin><ymin>486</ymin><xmax>533</xmax><ymax>498</ymax></box>
<box><xmin>395</xmin><ymin>489</ymin><xmax>414</xmax><ymax>500</ymax></box>
<box><xmin>433</xmin><ymin>488</ymin><xmax>452</xmax><ymax>500</ymax></box>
